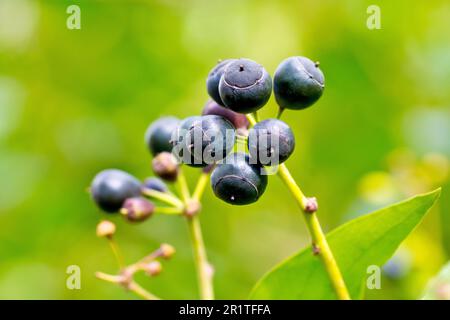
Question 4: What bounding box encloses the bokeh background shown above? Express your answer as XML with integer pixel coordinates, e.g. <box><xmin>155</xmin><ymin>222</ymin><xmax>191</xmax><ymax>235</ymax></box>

<box><xmin>0</xmin><ymin>0</ymin><xmax>449</xmax><ymax>299</ymax></box>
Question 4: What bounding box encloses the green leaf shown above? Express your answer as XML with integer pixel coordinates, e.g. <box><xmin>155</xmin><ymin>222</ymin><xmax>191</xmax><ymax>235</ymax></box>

<box><xmin>250</xmin><ymin>188</ymin><xmax>441</xmax><ymax>300</ymax></box>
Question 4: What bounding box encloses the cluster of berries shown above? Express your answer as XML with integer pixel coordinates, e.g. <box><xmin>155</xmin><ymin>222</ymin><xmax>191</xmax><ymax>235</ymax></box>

<box><xmin>90</xmin><ymin>56</ymin><xmax>324</xmax><ymax>217</ymax></box>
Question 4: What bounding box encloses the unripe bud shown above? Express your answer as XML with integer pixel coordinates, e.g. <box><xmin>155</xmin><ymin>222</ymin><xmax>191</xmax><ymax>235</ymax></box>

<box><xmin>305</xmin><ymin>197</ymin><xmax>318</xmax><ymax>213</ymax></box>
<box><xmin>152</xmin><ymin>152</ymin><xmax>179</xmax><ymax>182</ymax></box>
<box><xmin>120</xmin><ymin>197</ymin><xmax>155</xmax><ymax>222</ymax></box>
<box><xmin>143</xmin><ymin>261</ymin><xmax>162</xmax><ymax>277</ymax></box>
<box><xmin>160</xmin><ymin>243</ymin><xmax>176</xmax><ymax>259</ymax></box>
<box><xmin>96</xmin><ymin>220</ymin><xmax>116</xmax><ymax>238</ymax></box>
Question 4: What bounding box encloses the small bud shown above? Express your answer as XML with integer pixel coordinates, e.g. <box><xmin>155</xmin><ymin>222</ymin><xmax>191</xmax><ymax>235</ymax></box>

<box><xmin>312</xmin><ymin>244</ymin><xmax>320</xmax><ymax>255</ymax></box>
<box><xmin>143</xmin><ymin>261</ymin><xmax>162</xmax><ymax>277</ymax></box>
<box><xmin>160</xmin><ymin>243</ymin><xmax>176</xmax><ymax>259</ymax></box>
<box><xmin>184</xmin><ymin>199</ymin><xmax>201</xmax><ymax>217</ymax></box>
<box><xmin>120</xmin><ymin>197</ymin><xmax>155</xmax><ymax>222</ymax></box>
<box><xmin>305</xmin><ymin>197</ymin><xmax>318</xmax><ymax>213</ymax></box>
<box><xmin>152</xmin><ymin>152</ymin><xmax>179</xmax><ymax>182</ymax></box>
<box><xmin>96</xmin><ymin>220</ymin><xmax>116</xmax><ymax>238</ymax></box>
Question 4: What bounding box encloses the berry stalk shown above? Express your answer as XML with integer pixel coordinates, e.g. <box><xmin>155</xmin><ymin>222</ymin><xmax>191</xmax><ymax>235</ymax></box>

<box><xmin>277</xmin><ymin>164</ymin><xmax>350</xmax><ymax>300</ymax></box>
<box><xmin>246</xmin><ymin>113</ymin><xmax>350</xmax><ymax>300</ymax></box>
<box><xmin>177</xmin><ymin>170</ymin><xmax>215</xmax><ymax>300</ymax></box>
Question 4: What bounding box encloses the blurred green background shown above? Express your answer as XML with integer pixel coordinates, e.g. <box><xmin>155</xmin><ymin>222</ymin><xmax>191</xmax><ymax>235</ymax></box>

<box><xmin>0</xmin><ymin>0</ymin><xmax>449</xmax><ymax>299</ymax></box>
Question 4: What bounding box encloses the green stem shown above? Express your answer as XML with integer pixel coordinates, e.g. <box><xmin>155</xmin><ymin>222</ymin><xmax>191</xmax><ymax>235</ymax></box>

<box><xmin>177</xmin><ymin>169</ymin><xmax>215</xmax><ymax>300</ymax></box>
<box><xmin>187</xmin><ymin>216</ymin><xmax>214</xmax><ymax>300</ymax></box>
<box><xmin>277</xmin><ymin>164</ymin><xmax>350</xmax><ymax>300</ymax></box>
<box><xmin>246</xmin><ymin>113</ymin><xmax>350</xmax><ymax>300</ymax></box>
<box><xmin>192</xmin><ymin>172</ymin><xmax>210</xmax><ymax>201</ymax></box>
<box><xmin>142</xmin><ymin>188</ymin><xmax>184</xmax><ymax>208</ymax></box>
<box><xmin>176</xmin><ymin>168</ymin><xmax>191</xmax><ymax>202</ymax></box>
<box><xmin>95</xmin><ymin>272</ymin><xmax>160</xmax><ymax>300</ymax></box>
<box><xmin>108</xmin><ymin>237</ymin><xmax>125</xmax><ymax>269</ymax></box>
<box><xmin>276</xmin><ymin>107</ymin><xmax>285</xmax><ymax>119</ymax></box>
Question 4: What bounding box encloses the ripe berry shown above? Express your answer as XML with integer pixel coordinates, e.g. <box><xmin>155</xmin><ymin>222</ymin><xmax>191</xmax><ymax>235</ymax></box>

<box><xmin>248</xmin><ymin>119</ymin><xmax>295</xmax><ymax>165</ymax></box>
<box><xmin>145</xmin><ymin>116</ymin><xmax>180</xmax><ymax>156</ymax></box>
<box><xmin>274</xmin><ymin>56</ymin><xmax>324</xmax><ymax>110</ymax></box>
<box><xmin>120</xmin><ymin>197</ymin><xmax>155</xmax><ymax>222</ymax></box>
<box><xmin>172</xmin><ymin>116</ymin><xmax>204</xmax><ymax>167</ymax></box>
<box><xmin>174</xmin><ymin>115</ymin><xmax>236</xmax><ymax>167</ymax></box>
<box><xmin>206</xmin><ymin>59</ymin><xmax>235</xmax><ymax>106</ymax></box>
<box><xmin>218</xmin><ymin>59</ymin><xmax>272</xmax><ymax>114</ymax></box>
<box><xmin>202</xmin><ymin>99</ymin><xmax>249</xmax><ymax>135</ymax></box>
<box><xmin>91</xmin><ymin>169</ymin><xmax>141</xmax><ymax>213</ymax></box>
<box><xmin>211</xmin><ymin>153</ymin><xmax>267</xmax><ymax>205</ymax></box>
<box><xmin>142</xmin><ymin>177</ymin><xmax>168</xmax><ymax>192</ymax></box>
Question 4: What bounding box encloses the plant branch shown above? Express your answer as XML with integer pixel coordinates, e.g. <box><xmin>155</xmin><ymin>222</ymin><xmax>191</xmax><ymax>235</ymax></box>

<box><xmin>176</xmin><ymin>168</ymin><xmax>191</xmax><ymax>202</ymax></box>
<box><xmin>142</xmin><ymin>188</ymin><xmax>184</xmax><ymax>208</ymax></box>
<box><xmin>107</xmin><ymin>237</ymin><xmax>125</xmax><ymax>269</ymax></box>
<box><xmin>192</xmin><ymin>172</ymin><xmax>210</xmax><ymax>201</ymax></box>
<box><xmin>177</xmin><ymin>169</ymin><xmax>214</xmax><ymax>300</ymax></box>
<box><xmin>95</xmin><ymin>272</ymin><xmax>160</xmax><ymax>300</ymax></box>
<box><xmin>154</xmin><ymin>206</ymin><xmax>183</xmax><ymax>214</ymax></box>
<box><xmin>246</xmin><ymin>113</ymin><xmax>350</xmax><ymax>300</ymax></box>
<box><xmin>277</xmin><ymin>164</ymin><xmax>350</xmax><ymax>300</ymax></box>
<box><xmin>187</xmin><ymin>215</ymin><xmax>214</xmax><ymax>300</ymax></box>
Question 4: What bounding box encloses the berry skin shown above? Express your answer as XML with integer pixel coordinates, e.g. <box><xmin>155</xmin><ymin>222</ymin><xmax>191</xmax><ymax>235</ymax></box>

<box><xmin>145</xmin><ymin>116</ymin><xmax>180</xmax><ymax>156</ymax></box>
<box><xmin>202</xmin><ymin>99</ymin><xmax>249</xmax><ymax>135</ymax></box>
<box><xmin>211</xmin><ymin>153</ymin><xmax>267</xmax><ymax>205</ymax></box>
<box><xmin>218</xmin><ymin>59</ymin><xmax>272</xmax><ymax>114</ymax></box>
<box><xmin>174</xmin><ymin>115</ymin><xmax>236</xmax><ymax>167</ymax></box>
<box><xmin>142</xmin><ymin>177</ymin><xmax>168</xmax><ymax>193</ymax></box>
<box><xmin>248</xmin><ymin>119</ymin><xmax>295</xmax><ymax>165</ymax></box>
<box><xmin>172</xmin><ymin>116</ymin><xmax>205</xmax><ymax>168</ymax></box>
<box><xmin>274</xmin><ymin>56</ymin><xmax>324</xmax><ymax>110</ymax></box>
<box><xmin>206</xmin><ymin>59</ymin><xmax>235</xmax><ymax>106</ymax></box>
<box><xmin>91</xmin><ymin>169</ymin><xmax>141</xmax><ymax>213</ymax></box>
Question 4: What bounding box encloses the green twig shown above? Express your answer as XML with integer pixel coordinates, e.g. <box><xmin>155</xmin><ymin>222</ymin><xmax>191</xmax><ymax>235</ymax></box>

<box><xmin>246</xmin><ymin>113</ymin><xmax>350</xmax><ymax>300</ymax></box>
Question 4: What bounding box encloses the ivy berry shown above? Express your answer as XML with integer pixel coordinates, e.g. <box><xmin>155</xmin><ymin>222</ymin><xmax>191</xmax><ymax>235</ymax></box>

<box><xmin>211</xmin><ymin>153</ymin><xmax>268</xmax><ymax>205</ymax></box>
<box><xmin>145</xmin><ymin>116</ymin><xmax>180</xmax><ymax>156</ymax></box>
<box><xmin>202</xmin><ymin>99</ymin><xmax>249</xmax><ymax>135</ymax></box>
<box><xmin>206</xmin><ymin>59</ymin><xmax>235</xmax><ymax>106</ymax></box>
<box><xmin>218</xmin><ymin>59</ymin><xmax>272</xmax><ymax>114</ymax></box>
<box><xmin>174</xmin><ymin>115</ymin><xmax>236</xmax><ymax>167</ymax></box>
<box><xmin>248</xmin><ymin>119</ymin><xmax>295</xmax><ymax>166</ymax></box>
<box><xmin>142</xmin><ymin>177</ymin><xmax>168</xmax><ymax>193</ymax></box>
<box><xmin>274</xmin><ymin>56</ymin><xmax>324</xmax><ymax>110</ymax></box>
<box><xmin>91</xmin><ymin>169</ymin><xmax>141</xmax><ymax>213</ymax></box>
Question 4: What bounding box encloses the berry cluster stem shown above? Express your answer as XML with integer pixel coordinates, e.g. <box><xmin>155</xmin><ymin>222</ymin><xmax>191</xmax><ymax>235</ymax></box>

<box><xmin>246</xmin><ymin>113</ymin><xmax>350</xmax><ymax>300</ymax></box>
<box><xmin>277</xmin><ymin>164</ymin><xmax>350</xmax><ymax>300</ymax></box>
<box><xmin>177</xmin><ymin>170</ymin><xmax>215</xmax><ymax>300</ymax></box>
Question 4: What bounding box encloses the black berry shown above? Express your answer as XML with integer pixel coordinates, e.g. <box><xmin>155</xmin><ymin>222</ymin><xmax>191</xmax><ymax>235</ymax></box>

<box><xmin>174</xmin><ymin>115</ymin><xmax>236</xmax><ymax>167</ymax></box>
<box><xmin>91</xmin><ymin>169</ymin><xmax>141</xmax><ymax>213</ymax></box>
<box><xmin>206</xmin><ymin>59</ymin><xmax>235</xmax><ymax>106</ymax></box>
<box><xmin>218</xmin><ymin>59</ymin><xmax>272</xmax><ymax>114</ymax></box>
<box><xmin>274</xmin><ymin>56</ymin><xmax>324</xmax><ymax>110</ymax></box>
<box><xmin>202</xmin><ymin>99</ymin><xmax>249</xmax><ymax>135</ymax></box>
<box><xmin>142</xmin><ymin>177</ymin><xmax>168</xmax><ymax>193</ymax></box>
<box><xmin>211</xmin><ymin>153</ymin><xmax>268</xmax><ymax>205</ymax></box>
<box><xmin>248</xmin><ymin>119</ymin><xmax>295</xmax><ymax>165</ymax></box>
<box><xmin>145</xmin><ymin>116</ymin><xmax>180</xmax><ymax>156</ymax></box>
